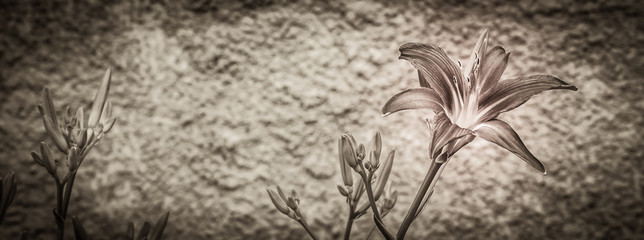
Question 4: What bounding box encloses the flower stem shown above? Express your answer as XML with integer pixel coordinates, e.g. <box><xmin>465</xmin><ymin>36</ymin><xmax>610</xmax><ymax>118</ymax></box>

<box><xmin>365</xmin><ymin>224</ymin><xmax>377</xmax><ymax>240</ymax></box>
<box><xmin>55</xmin><ymin>182</ymin><xmax>64</xmax><ymax>240</ymax></box>
<box><xmin>343</xmin><ymin>206</ymin><xmax>355</xmax><ymax>240</ymax></box>
<box><xmin>295</xmin><ymin>208</ymin><xmax>319</xmax><ymax>240</ymax></box>
<box><xmin>61</xmin><ymin>171</ymin><xmax>77</xmax><ymax>217</ymax></box>
<box><xmin>359</xmin><ymin>166</ymin><xmax>395</xmax><ymax>240</ymax></box>
<box><xmin>396</xmin><ymin>157</ymin><xmax>447</xmax><ymax>239</ymax></box>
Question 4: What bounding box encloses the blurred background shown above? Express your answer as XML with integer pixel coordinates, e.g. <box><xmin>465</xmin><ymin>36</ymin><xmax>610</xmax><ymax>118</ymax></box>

<box><xmin>0</xmin><ymin>0</ymin><xmax>642</xmax><ymax>239</ymax></box>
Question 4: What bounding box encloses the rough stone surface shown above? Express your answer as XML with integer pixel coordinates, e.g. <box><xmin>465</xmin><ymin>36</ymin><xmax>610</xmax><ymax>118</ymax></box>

<box><xmin>0</xmin><ymin>0</ymin><xmax>642</xmax><ymax>239</ymax></box>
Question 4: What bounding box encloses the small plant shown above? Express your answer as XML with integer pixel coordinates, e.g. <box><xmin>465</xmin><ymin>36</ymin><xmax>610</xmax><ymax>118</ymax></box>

<box><xmin>24</xmin><ymin>68</ymin><xmax>169</xmax><ymax>239</ymax></box>
<box><xmin>268</xmin><ymin>132</ymin><xmax>397</xmax><ymax>240</ymax></box>
<box><xmin>0</xmin><ymin>171</ymin><xmax>17</xmax><ymax>226</ymax></box>
<box><xmin>267</xmin><ymin>29</ymin><xmax>576</xmax><ymax>239</ymax></box>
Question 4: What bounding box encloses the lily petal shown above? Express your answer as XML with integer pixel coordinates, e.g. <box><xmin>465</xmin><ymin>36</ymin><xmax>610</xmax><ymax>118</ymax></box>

<box><xmin>417</xmin><ymin>70</ymin><xmax>431</xmax><ymax>88</ymax></box>
<box><xmin>474</xmin><ymin>120</ymin><xmax>546</xmax><ymax>174</ymax></box>
<box><xmin>399</xmin><ymin>43</ymin><xmax>465</xmax><ymax>113</ymax></box>
<box><xmin>464</xmin><ymin>29</ymin><xmax>489</xmax><ymax>91</ymax></box>
<box><xmin>382</xmin><ymin>88</ymin><xmax>443</xmax><ymax>116</ymax></box>
<box><xmin>444</xmin><ymin>133</ymin><xmax>476</xmax><ymax>157</ymax></box>
<box><xmin>88</xmin><ymin>68</ymin><xmax>112</xmax><ymax>127</ymax></box>
<box><xmin>478</xmin><ymin>75</ymin><xmax>577</xmax><ymax>122</ymax></box>
<box><xmin>429</xmin><ymin>113</ymin><xmax>473</xmax><ymax>159</ymax></box>
<box><xmin>477</xmin><ymin>46</ymin><xmax>509</xmax><ymax>95</ymax></box>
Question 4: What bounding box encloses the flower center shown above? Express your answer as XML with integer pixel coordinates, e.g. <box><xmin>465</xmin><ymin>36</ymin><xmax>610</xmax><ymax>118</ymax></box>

<box><xmin>451</xmin><ymin>92</ymin><xmax>480</xmax><ymax>130</ymax></box>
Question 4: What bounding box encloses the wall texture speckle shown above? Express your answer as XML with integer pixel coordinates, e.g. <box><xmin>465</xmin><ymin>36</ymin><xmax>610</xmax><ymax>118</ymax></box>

<box><xmin>0</xmin><ymin>0</ymin><xmax>642</xmax><ymax>239</ymax></box>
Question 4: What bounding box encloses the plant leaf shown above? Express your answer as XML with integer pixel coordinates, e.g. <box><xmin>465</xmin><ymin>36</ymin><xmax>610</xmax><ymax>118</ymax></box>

<box><xmin>72</xmin><ymin>216</ymin><xmax>89</xmax><ymax>240</ymax></box>
<box><xmin>149</xmin><ymin>211</ymin><xmax>170</xmax><ymax>240</ymax></box>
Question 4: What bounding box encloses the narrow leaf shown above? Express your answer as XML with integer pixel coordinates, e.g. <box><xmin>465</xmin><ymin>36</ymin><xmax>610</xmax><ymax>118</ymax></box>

<box><xmin>136</xmin><ymin>221</ymin><xmax>150</xmax><ymax>240</ymax></box>
<box><xmin>72</xmin><ymin>216</ymin><xmax>89</xmax><ymax>240</ymax></box>
<box><xmin>126</xmin><ymin>222</ymin><xmax>135</xmax><ymax>240</ymax></box>
<box><xmin>149</xmin><ymin>211</ymin><xmax>170</xmax><ymax>240</ymax></box>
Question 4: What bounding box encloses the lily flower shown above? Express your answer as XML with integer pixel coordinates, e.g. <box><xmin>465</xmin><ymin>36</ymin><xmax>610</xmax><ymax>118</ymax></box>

<box><xmin>382</xmin><ymin>29</ymin><xmax>577</xmax><ymax>173</ymax></box>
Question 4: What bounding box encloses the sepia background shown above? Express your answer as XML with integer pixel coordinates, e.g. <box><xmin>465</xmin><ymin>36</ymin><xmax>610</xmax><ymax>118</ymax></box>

<box><xmin>1</xmin><ymin>0</ymin><xmax>642</xmax><ymax>239</ymax></box>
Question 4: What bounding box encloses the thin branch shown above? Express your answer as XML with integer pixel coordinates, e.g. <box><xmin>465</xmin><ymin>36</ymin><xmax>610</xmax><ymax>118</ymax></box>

<box><xmin>358</xmin><ymin>165</ymin><xmax>395</xmax><ymax>240</ymax></box>
<box><xmin>396</xmin><ymin>158</ymin><xmax>446</xmax><ymax>239</ymax></box>
<box><xmin>295</xmin><ymin>208</ymin><xmax>319</xmax><ymax>240</ymax></box>
<box><xmin>343</xmin><ymin>206</ymin><xmax>355</xmax><ymax>240</ymax></box>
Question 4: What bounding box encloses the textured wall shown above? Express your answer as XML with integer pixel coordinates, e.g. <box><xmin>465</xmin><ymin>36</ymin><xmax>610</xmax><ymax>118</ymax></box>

<box><xmin>0</xmin><ymin>0</ymin><xmax>642</xmax><ymax>239</ymax></box>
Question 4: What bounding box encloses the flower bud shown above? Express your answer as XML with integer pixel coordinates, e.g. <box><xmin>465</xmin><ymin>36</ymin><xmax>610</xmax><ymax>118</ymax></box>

<box><xmin>337</xmin><ymin>185</ymin><xmax>350</xmax><ymax>197</ymax></box>
<box><xmin>38</xmin><ymin>105</ymin><xmax>68</xmax><ymax>154</ymax></box>
<box><xmin>340</xmin><ymin>135</ymin><xmax>357</xmax><ymax>168</ymax></box>
<box><xmin>357</xmin><ymin>144</ymin><xmax>366</xmax><ymax>161</ymax></box>
<box><xmin>88</xmin><ymin>68</ymin><xmax>111</xmax><ymax>128</ymax></box>
<box><xmin>40</xmin><ymin>88</ymin><xmax>59</xmax><ymax>126</ymax></box>
<box><xmin>76</xmin><ymin>106</ymin><xmax>85</xmax><ymax>129</ymax></box>
<box><xmin>373</xmin><ymin>150</ymin><xmax>395</xmax><ymax>201</ymax></box>
<box><xmin>77</xmin><ymin>128</ymin><xmax>88</xmax><ymax>149</ymax></box>
<box><xmin>368</xmin><ymin>150</ymin><xmax>379</xmax><ymax>170</ymax></box>
<box><xmin>338</xmin><ymin>138</ymin><xmax>353</xmax><ymax>187</ymax></box>
<box><xmin>384</xmin><ymin>190</ymin><xmax>398</xmax><ymax>210</ymax></box>
<box><xmin>31</xmin><ymin>152</ymin><xmax>45</xmax><ymax>167</ymax></box>
<box><xmin>103</xmin><ymin>117</ymin><xmax>117</xmax><ymax>134</ymax></box>
<box><xmin>95</xmin><ymin>123</ymin><xmax>104</xmax><ymax>134</ymax></box>
<box><xmin>287</xmin><ymin>196</ymin><xmax>299</xmax><ymax>210</ymax></box>
<box><xmin>364</xmin><ymin>161</ymin><xmax>372</xmax><ymax>172</ymax></box>
<box><xmin>287</xmin><ymin>209</ymin><xmax>298</xmax><ymax>220</ymax></box>
<box><xmin>68</xmin><ymin>146</ymin><xmax>79</xmax><ymax>172</ymax></box>
<box><xmin>373</xmin><ymin>132</ymin><xmax>382</xmax><ymax>159</ymax></box>
<box><xmin>267</xmin><ymin>188</ymin><xmax>289</xmax><ymax>215</ymax></box>
<box><xmin>40</xmin><ymin>142</ymin><xmax>58</xmax><ymax>177</ymax></box>
<box><xmin>287</xmin><ymin>189</ymin><xmax>299</xmax><ymax>210</ymax></box>
<box><xmin>352</xmin><ymin>178</ymin><xmax>365</xmax><ymax>204</ymax></box>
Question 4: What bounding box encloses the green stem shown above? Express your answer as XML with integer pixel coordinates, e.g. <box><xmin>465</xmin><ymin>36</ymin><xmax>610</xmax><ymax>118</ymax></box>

<box><xmin>396</xmin><ymin>158</ymin><xmax>446</xmax><ymax>240</ymax></box>
<box><xmin>359</xmin><ymin>167</ymin><xmax>395</xmax><ymax>240</ymax></box>
<box><xmin>295</xmin><ymin>209</ymin><xmax>319</xmax><ymax>240</ymax></box>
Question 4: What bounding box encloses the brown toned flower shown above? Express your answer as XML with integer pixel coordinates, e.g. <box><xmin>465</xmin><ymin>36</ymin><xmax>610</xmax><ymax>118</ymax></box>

<box><xmin>382</xmin><ymin>29</ymin><xmax>577</xmax><ymax>173</ymax></box>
